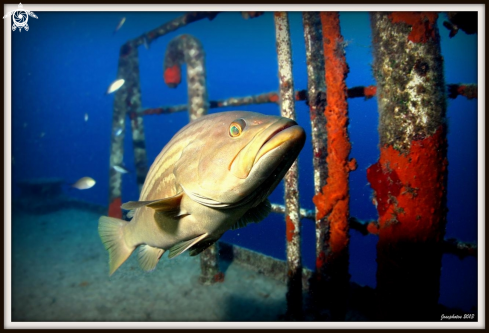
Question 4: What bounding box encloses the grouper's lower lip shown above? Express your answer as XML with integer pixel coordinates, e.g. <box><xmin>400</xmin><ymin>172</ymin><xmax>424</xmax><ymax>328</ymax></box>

<box><xmin>254</xmin><ymin>125</ymin><xmax>305</xmax><ymax>164</ymax></box>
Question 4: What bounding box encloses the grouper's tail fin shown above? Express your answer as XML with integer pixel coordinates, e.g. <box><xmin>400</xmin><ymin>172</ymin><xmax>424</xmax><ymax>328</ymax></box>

<box><xmin>98</xmin><ymin>216</ymin><xmax>134</xmax><ymax>276</ymax></box>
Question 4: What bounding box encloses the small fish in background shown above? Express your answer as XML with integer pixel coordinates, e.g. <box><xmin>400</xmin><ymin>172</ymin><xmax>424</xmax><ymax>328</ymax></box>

<box><xmin>113</xmin><ymin>127</ymin><xmax>123</xmax><ymax>137</ymax></box>
<box><xmin>84</xmin><ymin>113</ymin><xmax>89</xmax><ymax>122</ymax></box>
<box><xmin>113</xmin><ymin>17</ymin><xmax>126</xmax><ymax>34</ymax></box>
<box><xmin>71</xmin><ymin>176</ymin><xmax>96</xmax><ymax>190</ymax></box>
<box><xmin>143</xmin><ymin>35</ymin><xmax>150</xmax><ymax>50</ymax></box>
<box><xmin>112</xmin><ymin>164</ymin><xmax>130</xmax><ymax>174</ymax></box>
<box><xmin>443</xmin><ymin>12</ymin><xmax>478</xmax><ymax>38</ymax></box>
<box><xmin>40</xmin><ymin>132</ymin><xmax>45</xmax><ymax>138</ymax></box>
<box><xmin>106</xmin><ymin>79</ymin><xmax>125</xmax><ymax>95</ymax></box>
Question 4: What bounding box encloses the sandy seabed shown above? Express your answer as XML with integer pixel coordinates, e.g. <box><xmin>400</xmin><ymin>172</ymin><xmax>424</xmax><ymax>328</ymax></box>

<box><xmin>10</xmin><ymin>207</ymin><xmax>288</xmax><ymax>323</ymax></box>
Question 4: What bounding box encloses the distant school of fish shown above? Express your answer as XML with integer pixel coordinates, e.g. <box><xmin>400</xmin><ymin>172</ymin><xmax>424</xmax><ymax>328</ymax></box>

<box><xmin>98</xmin><ymin>111</ymin><xmax>306</xmax><ymax>276</ymax></box>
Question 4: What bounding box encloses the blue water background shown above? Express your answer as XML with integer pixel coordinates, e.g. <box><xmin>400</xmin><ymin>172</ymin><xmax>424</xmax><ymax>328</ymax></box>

<box><xmin>11</xmin><ymin>12</ymin><xmax>478</xmax><ymax>312</ymax></box>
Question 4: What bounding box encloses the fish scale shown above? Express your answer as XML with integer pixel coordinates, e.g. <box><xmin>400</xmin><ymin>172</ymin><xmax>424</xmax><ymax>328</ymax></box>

<box><xmin>140</xmin><ymin>122</ymin><xmax>204</xmax><ymax>199</ymax></box>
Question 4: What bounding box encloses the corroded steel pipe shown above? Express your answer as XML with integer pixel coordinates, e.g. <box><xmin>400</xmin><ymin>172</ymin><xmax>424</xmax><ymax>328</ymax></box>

<box><xmin>311</xmin><ymin>12</ymin><xmax>353</xmax><ymax>320</ymax></box>
<box><xmin>163</xmin><ymin>34</ymin><xmax>208</xmax><ymax>122</ymax></box>
<box><xmin>273</xmin><ymin>203</ymin><xmax>477</xmax><ymax>260</ymax></box>
<box><xmin>369</xmin><ymin>12</ymin><xmax>448</xmax><ymax>321</ymax></box>
<box><xmin>125</xmin><ymin>47</ymin><xmax>149</xmax><ymax>194</ymax></box>
<box><xmin>447</xmin><ymin>83</ymin><xmax>478</xmax><ymax>99</ymax></box>
<box><xmin>139</xmin><ymin>91</ymin><xmax>280</xmax><ymax>116</ymax></box>
<box><xmin>139</xmin><ymin>81</ymin><xmax>476</xmax><ymax>117</ymax></box>
<box><xmin>241</xmin><ymin>12</ymin><xmax>264</xmax><ymax>20</ymax></box>
<box><xmin>302</xmin><ymin>12</ymin><xmax>330</xmax><ymax>317</ymax></box>
<box><xmin>132</xmin><ymin>12</ymin><xmax>219</xmax><ymax>50</ymax></box>
<box><xmin>108</xmin><ymin>43</ymin><xmax>139</xmax><ymax>219</ymax></box>
<box><xmin>274</xmin><ymin>11</ymin><xmax>302</xmax><ymax>321</ymax></box>
<box><xmin>271</xmin><ymin>203</ymin><xmax>314</xmax><ymax>220</ymax></box>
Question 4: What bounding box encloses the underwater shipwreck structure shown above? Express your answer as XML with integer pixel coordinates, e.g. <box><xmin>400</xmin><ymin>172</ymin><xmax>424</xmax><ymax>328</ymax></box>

<box><xmin>107</xmin><ymin>12</ymin><xmax>477</xmax><ymax>321</ymax></box>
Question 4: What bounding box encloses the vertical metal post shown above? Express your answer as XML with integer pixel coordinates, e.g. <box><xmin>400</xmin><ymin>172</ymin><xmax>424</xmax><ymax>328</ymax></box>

<box><xmin>163</xmin><ymin>34</ymin><xmax>209</xmax><ymax>122</ymax></box>
<box><xmin>125</xmin><ymin>46</ymin><xmax>149</xmax><ymax>194</ymax></box>
<box><xmin>369</xmin><ymin>12</ymin><xmax>448</xmax><ymax>321</ymax></box>
<box><xmin>311</xmin><ymin>12</ymin><xmax>353</xmax><ymax>320</ymax></box>
<box><xmin>274</xmin><ymin>11</ymin><xmax>302</xmax><ymax>321</ymax></box>
<box><xmin>302</xmin><ymin>12</ymin><xmax>330</xmax><ymax>317</ymax></box>
<box><xmin>108</xmin><ymin>42</ymin><xmax>138</xmax><ymax>218</ymax></box>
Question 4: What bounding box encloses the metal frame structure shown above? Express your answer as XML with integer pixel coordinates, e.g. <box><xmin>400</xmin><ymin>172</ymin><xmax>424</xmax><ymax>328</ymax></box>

<box><xmin>108</xmin><ymin>11</ymin><xmax>477</xmax><ymax>320</ymax></box>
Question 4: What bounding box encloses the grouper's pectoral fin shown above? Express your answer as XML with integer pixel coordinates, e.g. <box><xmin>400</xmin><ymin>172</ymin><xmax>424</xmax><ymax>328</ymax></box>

<box><xmin>168</xmin><ymin>233</ymin><xmax>208</xmax><ymax>259</ymax></box>
<box><xmin>138</xmin><ymin>244</ymin><xmax>165</xmax><ymax>272</ymax></box>
<box><xmin>231</xmin><ymin>199</ymin><xmax>271</xmax><ymax>230</ymax></box>
<box><xmin>121</xmin><ymin>192</ymin><xmax>184</xmax><ymax>212</ymax></box>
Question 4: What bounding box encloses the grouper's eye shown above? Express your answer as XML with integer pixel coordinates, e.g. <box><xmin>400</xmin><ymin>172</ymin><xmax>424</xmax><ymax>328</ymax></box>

<box><xmin>229</xmin><ymin>119</ymin><xmax>246</xmax><ymax>137</ymax></box>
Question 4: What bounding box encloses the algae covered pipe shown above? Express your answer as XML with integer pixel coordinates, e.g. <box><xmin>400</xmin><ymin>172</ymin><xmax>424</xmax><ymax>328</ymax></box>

<box><xmin>163</xmin><ymin>34</ymin><xmax>209</xmax><ymax>122</ymax></box>
<box><xmin>311</xmin><ymin>12</ymin><xmax>354</xmax><ymax>321</ymax></box>
<box><xmin>369</xmin><ymin>12</ymin><xmax>448</xmax><ymax>321</ymax></box>
<box><xmin>274</xmin><ymin>11</ymin><xmax>303</xmax><ymax>321</ymax></box>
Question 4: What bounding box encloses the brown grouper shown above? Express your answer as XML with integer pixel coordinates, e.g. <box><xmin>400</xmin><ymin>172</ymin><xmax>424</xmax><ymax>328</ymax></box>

<box><xmin>99</xmin><ymin>111</ymin><xmax>306</xmax><ymax>275</ymax></box>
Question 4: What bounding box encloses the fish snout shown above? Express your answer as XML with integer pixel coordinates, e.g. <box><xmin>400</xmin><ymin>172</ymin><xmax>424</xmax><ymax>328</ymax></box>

<box><xmin>253</xmin><ymin>119</ymin><xmax>305</xmax><ymax>165</ymax></box>
<box><xmin>230</xmin><ymin>117</ymin><xmax>305</xmax><ymax>179</ymax></box>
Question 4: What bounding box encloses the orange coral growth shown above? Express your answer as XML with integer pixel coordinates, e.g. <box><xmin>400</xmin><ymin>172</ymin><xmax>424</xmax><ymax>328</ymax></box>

<box><xmin>458</xmin><ymin>85</ymin><xmax>478</xmax><ymax>99</ymax></box>
<box><xmin>390</xmin><ymin>12</ymin><xmax>438</xmax><ymax>43</ymax></box>
<box><xmin>364</xmin><ymin>85</ymin><xmax>377</xmax><ymax>98</ymax></box>
<box><xmin>348</xmin><ymin>158</ymin><xmax>358</xmax><ymax>171</ymax></box>
<box><xmin>295</xmin><ymin>90</ymin><xmax>307</xmax><ymax>101</ymax></box>
<box><xmin>269</xmin><ymin>93</ymin><xmax>280</xmax><ymax>103</ymax></box>
<box><xmin>312</xmin><ymin>12</ymin><xmax>351</xmax><ymax>255</ymax></box>
<box><xmin>367</xmin><ymin>222</ymin><xmax>380</xmax><ymax>235</ymax></box>
<box><xmin>108</xmin><ymin>197</ymin><xmax>122</xmax><ymax>219</ymax></box>
<box><xmin>213</xmin><ymin>272</ymin><xmax>225</xmax><ymax>283</ymax></box>
<box><xmin>164</xmin><ymin>64</ymin><xmax>181</xmax><ymax>88</ymax></box>
<box><xmin>367</xmin><ymin>126</ymin><xmax>447</xmax><ymax>242</ymax></box>
<box><xmin>286</xmin><ymin>215</ymin><xmax>295</xmax><ymax>242</ymax></box>
<box><xmin>316</xmin><ymin>251</ymin><xmax>326</xmax><ymax>271</ymax></box>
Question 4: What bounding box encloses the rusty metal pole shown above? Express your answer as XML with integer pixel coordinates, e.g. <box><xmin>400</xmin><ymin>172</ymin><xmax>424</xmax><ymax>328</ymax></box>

<box><xmin>163</xmin><ymin>34</ymin><xmax>219</xmax><ymax>285</ymax></box>
<box><xmin>121</xmin><ymin>43</ymin><xmax>149</xmax><ymax>194</ymax></box>
<box><xmin>163</xmin><ymin>34</ymin><xmax>209</xmax><ymax>122</ymax></box>
<box><xmin>369</xmin><ymin>12</ymin><xmax>448</xmax><ymax>321</ymax></box>
<box><xmin>108</xmin><ymin>43</ymin><xmax>136</xmax><ymax>219</ymax></box>
<box><xmin>302</xmin><ymin>12</ymin><xmax>329</xmax><ymax>317</ymax></box>
<box><xmin>311</xmin><ymin>12</ymin><xmax>354</xmax><ymax>320</ymax></box>
<box><xmin>274</xmin><ymin>11</ymin><xmax>303</xmax><ymax>321</ymax></box>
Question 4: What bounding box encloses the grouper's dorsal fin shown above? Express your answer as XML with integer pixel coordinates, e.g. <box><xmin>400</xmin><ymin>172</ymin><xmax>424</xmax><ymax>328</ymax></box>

<box><xmin>168</xmin><ymin>233</ymin><xmax>208</xmax><ymax>259</ymax></box>
<box><xmin>231</xmin><ymin>199</ymin><xmax>271</xmax><ymax>230</ymax></box>
<box><xmin>121</xmin><ymin>192</ymin><xmax>184</xmax><ymax>212</ymax></box>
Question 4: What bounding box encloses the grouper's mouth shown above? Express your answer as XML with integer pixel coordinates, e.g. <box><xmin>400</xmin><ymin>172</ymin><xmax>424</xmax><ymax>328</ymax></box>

<box><xmin>230</xmin><ymin>118</ymin><xmax>305</xmax><ymax>179</ymax></box>
<box><xmin>254</xmin><ymin>123</ymin><xmax>301</xmax><ymax>164</ymax></box>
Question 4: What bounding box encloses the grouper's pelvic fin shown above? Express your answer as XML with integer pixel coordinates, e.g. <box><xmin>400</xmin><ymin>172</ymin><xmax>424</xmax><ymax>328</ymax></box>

<box><xmin>98</xmin><ymin>216</ymin><xmax>135</xmax><ymax>276</ymax></box>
